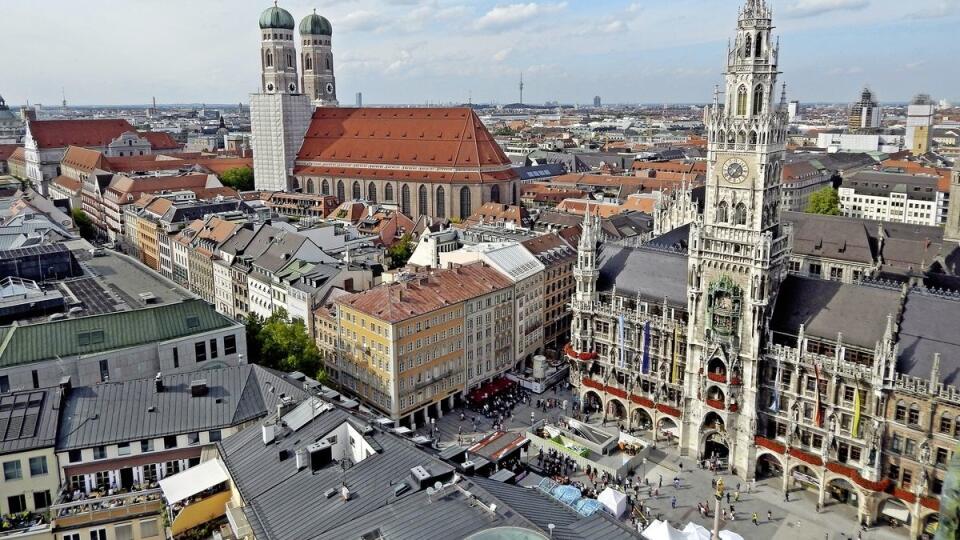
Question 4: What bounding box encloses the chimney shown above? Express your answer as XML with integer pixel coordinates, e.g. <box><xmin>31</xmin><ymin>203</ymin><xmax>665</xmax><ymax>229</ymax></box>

<box><xmin>190</xmin><ymin>379</ymin><xmax>208</xmax><ymax>397</ymax></box>
<box><xmin>154</xmin><ymin>372</ymin><xmax>163</xmax><ymax>393</ymax></box>
<box><xmin>262</xmin><ymin>423</ymin><xmax>276</xmax><ymax>445</ymax></box>
<box><xmin>295</xmin><ymin>448</ymin><xmax>307</xmax><ymax>470</ymax></box>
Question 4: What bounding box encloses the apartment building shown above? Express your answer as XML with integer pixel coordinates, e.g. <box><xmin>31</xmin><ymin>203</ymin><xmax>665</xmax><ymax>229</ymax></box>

<box><xmin>521</xmin><ymin>232</ymin><xmax>576</xmax><ymax>352</ymax></box>
<box><xmin>334</xmin><ymin>263</ymin><xmax>513</xmax><ymax>427</ymax></box>
<box><xmin>839</xmin><ymin>171</ymin><xmax>945</xmax><ymax>226</ymax></box>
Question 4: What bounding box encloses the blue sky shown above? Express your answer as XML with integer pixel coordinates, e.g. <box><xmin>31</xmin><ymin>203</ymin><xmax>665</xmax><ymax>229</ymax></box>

<box><xmin>4</xmin><ymin>0</ymin><xmax>959</xmax><ymax>106</ymax></box>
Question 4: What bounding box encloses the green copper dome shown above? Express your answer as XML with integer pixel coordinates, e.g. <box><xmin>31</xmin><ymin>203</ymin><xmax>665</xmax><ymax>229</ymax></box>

<box><xmin>300</xmin><ymin>12</ymin><xmax>332</xmax><ymax>36</ymax></box>
<box><xmin>259</xmin><ymin>5</ymin><xmax>295</xmax><ymax>30</ymax></box>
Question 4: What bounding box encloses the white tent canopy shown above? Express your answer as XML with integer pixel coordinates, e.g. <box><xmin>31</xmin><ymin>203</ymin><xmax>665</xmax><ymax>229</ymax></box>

<box><xmin>641</xmin><ymin>520</ymin><xmax>688</xmax><ymax>540</ymax></box>
<box><xmin>598</xmin><ymin>487</ymin><xmax>628</xmax><ymax>517</ymax></box>
<box><xmin>159</xmin><ymin>459</ymin><xmax>230</xmax><ymax>505</ymax></box>
<box><xmin>681</xmin><ymin>523</ymin><xmax>712</xmax><ymax>540</ymax></box>
<box><xmin>718</xmin><ymin>531</ymin><xmax>745</xmax><ymax>540</ymax></box>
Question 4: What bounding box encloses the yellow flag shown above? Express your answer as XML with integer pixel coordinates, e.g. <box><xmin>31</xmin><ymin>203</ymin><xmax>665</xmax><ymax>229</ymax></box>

<box><xmin>852</xmin><ymin>388</ymin><xmax>862</xmax><ymax>438</ymax></box>
<box><xmin>671</xmin><ymin>324</ymin><xmax>680</xmax><ymax>384</ymax></box>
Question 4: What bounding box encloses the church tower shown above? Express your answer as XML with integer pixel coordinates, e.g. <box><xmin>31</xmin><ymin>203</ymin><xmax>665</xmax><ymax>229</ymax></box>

<box><xmin>571</xmin><ymin>208</ymin><xmax>600</xmax><ymax>354</ymax></box>
<box><xmin>259</xmin><ymin>4</ymin><xmax>299</xmax><ymax>94</ymax></box>
<box><xmin>681</xmin><ymin>0</ymin><xmax>791</xmax><ymax>478</ymax></box>
<box><xmin>251</xmin><ymin>3</ymin><xmax>312</xmax><ymax>192</ymax></box>
<box><xmin>300</xmin><ymin>11</ymin><xmax>338</xmax><ymax>107</ymax></box>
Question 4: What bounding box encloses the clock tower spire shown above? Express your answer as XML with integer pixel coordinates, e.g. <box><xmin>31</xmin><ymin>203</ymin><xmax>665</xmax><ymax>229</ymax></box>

<box><xmin>681</xmin><ymin>0</ymin><xmax>791</xmax><ymax>479</ymax></box>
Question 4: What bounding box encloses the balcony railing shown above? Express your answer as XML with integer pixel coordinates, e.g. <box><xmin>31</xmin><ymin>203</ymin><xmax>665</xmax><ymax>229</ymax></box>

<box><xmin>706</xmin><ymin>399</ymin><xmax>725</xmax><ymax>411</ymax></box>
<box><xmin>51</xmin><ymin>488</ymin><xmax>163</xmax><ymax>528</ymax></box>
<box><xmin>707</xmin><ymin>372</ymin><xmax>727</xmax><ymax>383</ymax></box>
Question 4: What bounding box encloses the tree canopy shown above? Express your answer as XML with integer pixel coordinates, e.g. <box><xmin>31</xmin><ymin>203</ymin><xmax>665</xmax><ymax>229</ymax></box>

<box><xmin>387</xmin><ymin>233</ymin><xmax>414</xmax><ymax>269</ymax></box>
<box><xmin>805</xmin><ymin>187</ymin><xmax>841</xmax><ymax>216</ymax></box>
<box><xmin>243</xmin><ymin>310</ymin><xmax>325</xmax><ymax>382</ymax></box>
<box><xmin>71</xmin><ymin>208</ymin><xmax>96</xmax><ymax>240</ymax></box>
<box><xmin>219</xmin><ymin>166</ymin><xmax>255</xmax><ymax>191</ymax></box>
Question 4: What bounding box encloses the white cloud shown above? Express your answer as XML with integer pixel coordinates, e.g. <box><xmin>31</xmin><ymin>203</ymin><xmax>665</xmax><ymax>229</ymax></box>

<box><xmin>338</xmin><ymin>10</ymin><xmax>392</xmax><ymax>32</ymax></box>
<box><xmin>783</xmin><ymin>0</ymin><xmax>870</xmax><ymax>18</ymax></box>
<box><xmin>474</xmin><ymin>2</ymin><xmax>567</xmax><ymax>31</ymax></box>
<box><xmin>626</xmin><ymin>2</ymin><xmax>643</xmax><ymax>13</ymax></box>
<box><xmin>493</xmin><ymin>48</ymin><xmax>513</xmax><ymax>62</ymax></box>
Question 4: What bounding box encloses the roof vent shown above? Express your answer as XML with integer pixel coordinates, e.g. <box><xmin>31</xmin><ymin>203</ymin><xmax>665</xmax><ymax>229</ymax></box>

<box><xmin>295</xmin><ymin>448</ymin><xmax>307</xmax><ymax>470</ymax></box>
<box><xmin>262</xmin><ymin>423</ymin><xmax>276</xmax><ymax>445</ymax></box>
<box><xmin>190</xmin><ymin>379</ymin><xmax>208</xmax><ymax>397</ymax></box>
<box><xmin>307</xmin><ymin>440</ymin><xmax>333</xmax><ymax>471</ymax></box>
<box><xmin>154</xmin><ymin>372</ymin><xmax>163</xmax><ymax>393</ymax></box>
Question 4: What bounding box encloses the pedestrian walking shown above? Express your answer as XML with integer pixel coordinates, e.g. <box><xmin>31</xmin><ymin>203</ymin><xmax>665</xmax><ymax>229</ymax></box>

<box><xmin>752</xmin><ymin>512</ymin><xmax>759</xmax><ymax>526</ymax></box>
<box><xmin>671</xmin><ymin>496</ymin><xmax>677</xmax><ymax>509</ymax></box>
<box><xmin>767</xmin><ymin>510</ymin><xmax>772</xmax><ymax>522</ymax></box>
<box><xmin>784</xmin><ymin>491</ymin><xmax>790</xmax><ymax>502</ymax></box>
<box><xmin>726</xmin><ymin>492</ymin><xmax>730</xmax><ymax>504</ymax></box>
<box><xmin>679</xmin><ymin>461</ymin><xmax>683</xmax><ymax>472</ymax></box>
<box><xmin>658</xmin><ymin>475</ymin><xmax>662</xmax><ymax>488</ymax></box>
<box><xmin>734</xmin><ymin>490</ymin><xmax>740</xmax><ymax>502</ymax></box>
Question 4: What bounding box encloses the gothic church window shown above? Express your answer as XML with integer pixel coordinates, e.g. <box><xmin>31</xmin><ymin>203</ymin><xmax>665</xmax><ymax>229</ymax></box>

<box><xmin>755</xmin><ymin>33</ymin><xmax>763</xmax><ymax>57</ymax></box>
<box><xmin>734</xmin><ymin>203</ymin><xmax>747</xmax><ymax>225</ymax></box>
<box><xmin>418</xmin><ymin>185</ymin><xmax>428</xmax><ymax>216</ymax></box>
<box><xmin>368</xmin><ymin>182</ymin><xmax>377</xmax><ymax>203</ymax></box>
<box><xmin>436</xmin><ymin>187</ymin><xmax>446</xmax><ymax>218</ymax></box>
<box><xmin>736</xmin><ymin>86</ymin><xmax>747</xmax><ymax>116</ymax></box>
<box><xmin>490</xmin><ymin>185</ymin><xmax>500</xmax><ymax>204</ymax></box>
<box><xmin>326</xmin><ymin>56</ymin><xmax>332</xmax><ymax>70</ymax></box>
<box><xmin>460</xmin><ymin>187</ymin><xmax>472</xmax><ymax>219</ymax></box>
<box><xmin>305</xmin><ymin>56</ymin><xmax>312</xmax><ymax>70</ymax></box>
<box><xmin>716</xmin><ymin>201</ymin><xmax>728</xmax><ymax>222</ymax></box>
<box><xmin>753</xmin><ymin>85</ymin><xmax>764</xmax><ymax>115</ymax></box>
<box><xmin>287</xmin><ymin>53</ymin><xmax>294</xmax><ymax>68</ymax></box>
<box><xmin>265</xmin><ymin>50</ymin><xmax>273</xmax><ymax>68</ymax></box>
<box><xmin>337</xmin><ymin>180</ymin><xmax>345</xmax><ymax>202</ymax></box>
<box><xmin>321</xmin><ymin>179</ymin><xmax>329</xmax><ymax>195</ymax></box>
<box><xmin>385</xmin><ymin>183</ymin><xmax>394</xmax><ymax>201</ymax></box>
<box><xmin>401</xmin><ymin>184</ymin><xmax>411</xmax><ymax>215</ymax></box>
<box><xmin>306</xmin><ymin>179</ymin><xmax>314</xmax><ymax>193</ymax></box>
<box><xmin>743</xmin><ymin>34</ymin><xmax>752</xmax><ymax>57</ymax></box>
<box><xmin>352</xmin><ymin>181</ymin><xmax>361</xmax><ymax>200</ymax></box>
<box><xmin>749</xmin><ymin>131</ymin><xmax>758</xmax><ymax>146</ymax></box>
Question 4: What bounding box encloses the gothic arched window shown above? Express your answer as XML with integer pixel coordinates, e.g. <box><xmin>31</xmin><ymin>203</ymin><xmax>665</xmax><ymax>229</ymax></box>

<box><xmin>326</xmin><ymin>56</ymin><xmax>332</xmax><ymax>71</ymax></box>
<box><xmin>459</xmin><ymin>187</ymin><xmax>472</xmax><ymax>219</ymax></box>
<box><xmin>749</xmin><ymin>131</ymin><xmax>758</xmax><ymax>146</ymax></box>
<box><xmin>418</xmin><ymin>185</ymin><xmax>428</xmax><ymax>216</ymax></box>
<box><xmin>755</xmin><ymin>33</ymin><xmax>763</xmax><ymax>57</ymax></box>
<box><xmin>385</xmin><ymin>183</ymin><xmax>394</xmax><ymax>201</ymax></box>
<box><xmin>265</xmin><ymin>50</ymin><xmax>273</xmax><ymax>68</ymax></box>
<box><xmin>716</xmin><ymin>201</ymin><xmax>728</xmax><ymax>223</ymax></box>
<box><xmin>336</xmin><ymin>180</ymin><xmax>345</xmax><ymax>202</ymax></box>
<box><xmin>305</xmin><ymin>56</ymin><xmax>312</xmax><ymax>71</ymax></box>
<box><xmin>368</xmin><ymin>182</ymin><xmax>377</xmax><ymax>203</ymax></box>
<box><xmin>736</xmin><ymin>86</ymin><xmax>748</xmax><ymax>116</ymax></box>
<box><xmin>306</xmin><ymin>179</ymin><xmax>315</xmax><ymax>194</ymax></box>
<box><xmin>490</xmin><ymin>185</ymin><xmax>500</xmax><ymax>204</ymax></box>
<box><xmin>753</xmin><ymin>85</ymin><xmax>764</xmax><ymax>115</ymax></box>
<box><xmin>352</xmin><ymin>181</ymin><xmax>361</xmax><ymax>200</ymax></box>
<box><xmin>321</xmin><ymin>179</ymin><xmax>329</xmax><ymax>195</ymax></box>
<box><xmin>401</xmin><ymin>184</ymin><xmax>411</xmax><ymax>216</ymax></box>
<box><xmin>735</xmin><ymin>203</ymin><xmax>747</xmax><ymax>225</ymax></box>
<box><xmin>743</xmin><ymin>34</ymin><xmax>753</xmax><ymax>58</ymax></box>
<box><xmin>287</xmin><ymin>53</ymin><xmax>294</xmax><ymax>68</ymax></box>
<box><xmin>436</xmin><ymin>186</ymin><xmax>445</xmax><ymax>218</ymax></box>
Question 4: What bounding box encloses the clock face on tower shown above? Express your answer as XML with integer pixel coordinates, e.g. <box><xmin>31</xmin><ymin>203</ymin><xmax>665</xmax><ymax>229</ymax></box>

<box><xmin>288</xmin><ymin>82</ymin><xmax>297</xmax><ymax>93</ymax></box>
<box><xmin>325</xmin><ymin>82</ymin><xmax>334</xmax><ymax>95</ymax></box>
<box><xmin>722</xmin><ymin>158</ymin><xmax>748</xmax><ymax>184</ymax></box>
<box><xmin>266</xmin><ymin>83</ymin><xmax>275</xmax><ymax>92</ymax></box>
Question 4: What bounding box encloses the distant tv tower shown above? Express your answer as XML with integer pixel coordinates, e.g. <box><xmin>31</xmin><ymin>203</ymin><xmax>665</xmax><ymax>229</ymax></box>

<box><xmin>61</xmin><ymin>87</ymin><xmax>67</xmax><ymax>109</ymax></box>
<box><xmin>519</xmin><ymin>73</ymin><xmax>524</xmax><ymax>105</ymax></box>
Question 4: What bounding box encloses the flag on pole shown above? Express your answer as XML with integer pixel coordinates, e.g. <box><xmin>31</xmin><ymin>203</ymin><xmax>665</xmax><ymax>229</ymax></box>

<box><xmin>617</xmin><ymin>315</ymin><xmax>625</xmax><ymax>369</ymax></box>
<box><xmin>770</xmin><ymin>356</ymin><xmax>782</xmax><ymax>412</ymax></box>
<box><xmin>641</xmin><ymin>320</ymin><xmax>651</xmax><ymax>374</ymax></box>
<box><xmin>671</xmin><ymin>324</ymin><xmax>680</xmax><ymax>384</ymax></box>
<box><xmin>852</xmin><ymin>387</ymin><xmax>862</xmax><ymax>438</ymax></box>
<box><xmin>814</xmin><ymin>363</ymin><xmax>824</xmax><ymax>427</ymax></box>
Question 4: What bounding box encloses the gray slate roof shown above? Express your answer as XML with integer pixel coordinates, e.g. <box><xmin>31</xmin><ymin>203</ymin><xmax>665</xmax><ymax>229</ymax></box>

<box><xmin>0</xmin><ymin>387</ymin><xmax>59</xmax><ymax>455</ymax></box>
<box><xmin>770</xmin><ymin>276</ymin><xmax>901</xmax><ymax>349</ymax></box>
<box><xmin>56</xmin><ymin>365</ymin><xmax>307</xmax><ymax>450</ymax></box>
<box><xmin>897</xmin><ymin>290</ymin><xmax>960</xmax><ymax>385</ymax></box>
<box><xmin>783</xmin><ymin>211</ymin><xmax>875</xmax><ymax>264</ymax></box>
<box><xmin>597</xmin><ymin>244</ymin><xmax>688</xmax><ymax>307</ymax></box>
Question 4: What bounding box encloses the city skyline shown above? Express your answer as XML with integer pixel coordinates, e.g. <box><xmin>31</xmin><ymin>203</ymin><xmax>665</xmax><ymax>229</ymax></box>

<box><xmin>4</xmin><ymin>0</ymin><xmax>959</xmax><ymax>107</ymax></box>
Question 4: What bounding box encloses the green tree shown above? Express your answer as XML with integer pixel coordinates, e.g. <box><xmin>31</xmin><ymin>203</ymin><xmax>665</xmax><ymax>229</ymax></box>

<box><xmin>243</xmin><ymin>309</ymin><xmax>325</xmax><ymax>381</ymax></box>
<box><xmin>71</xmin><ymin>208</ymin><xmax>96</xmax><ymax>240</ymax></box>
<box><xmin>805</xmin><ymin>187</ymin><xmax>841</xmax><ymax>215</ymax></box>
<box><xmin>387</xmin><ymin>233</ymin><xmax>414</xmax><ymax>269</ymax></box>
<box><xmin>219</xmin><ymin>166</ymin><xmax>255</xmax><ymax>191</ymax></box>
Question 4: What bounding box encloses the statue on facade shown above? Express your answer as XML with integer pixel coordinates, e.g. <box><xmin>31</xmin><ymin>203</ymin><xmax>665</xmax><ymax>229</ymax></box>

<box><xmin>919</xmin><ymin>439</ymin><xmax>931</xmax><ymax>465</ymax></box>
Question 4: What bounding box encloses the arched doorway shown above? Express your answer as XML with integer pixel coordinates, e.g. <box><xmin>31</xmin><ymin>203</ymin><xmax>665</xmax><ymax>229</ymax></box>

<box><xmin>787</xmin><ymin>464</ymin><xmax>820</xmax><ymax>494</ymax></box>
<box><xmin>878</xmin><ymin>497</ymin><xmax>911</xmax><ymax>528</ymax></box>
<box><xmin>755</xmin><ymin>452</ymin><xmax>784</xmax><ymax>480</ymax></box>
<box><xmin>583</xmin><ymin>391</ymin><xmax>602</xmax><ymax>415</ymax></box>
<box><xmin>826</xmin><ymin>477</ymin><xmax>860</xmax><ymax>508</ymax></box>
<box><xmin>632</xmin><ymin>408</ymin><xmax>653</xmax><ymax>431</ymax></box>
<box><xmin>490</xmin><ymin>184</ymin><xmax>500</xmax><ymax>204</ymax></box>
<box><xmin>700</xmin><ymin>412</ymin><xmax>728</xmax><ymax>462</ymax></box>
<box><xmin>657</xmin><ymin>416</ymin><xmax>679</xmax><ymax>446</ymax></box>
<box><xmin>606</xmin><ymin>398</ymin><xmax>626</xmax><ymax>423</ymax></box>
<box><xmin>707</xmin><ymin>357</ymin><xmax>727</xmax><ymax>382</ymax></box>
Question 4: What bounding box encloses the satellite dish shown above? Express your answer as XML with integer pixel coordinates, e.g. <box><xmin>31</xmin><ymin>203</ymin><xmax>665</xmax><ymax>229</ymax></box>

<box><xmin>434</xmin><ymin>481</ymin><xmax>443</xmax><ymax>491</ymax></box>
<box><xmin>426</xmin><ymin>487</ymin><xmax>436</xmax><ymax>498</ymax></box>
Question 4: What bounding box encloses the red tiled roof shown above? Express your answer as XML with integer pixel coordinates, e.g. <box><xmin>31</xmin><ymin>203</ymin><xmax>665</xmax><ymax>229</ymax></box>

<box><xmin>8</xmin><ymin>147</ymin><xmax>26</xmax><ymax>164</ymax></box>
<box><xmin>62</xmin><ymin>146</ymin><xmax>107</xmax><ymax>172</ymax></box>
<box><xmin>337</xmin><ymin>263</ymin><xmax>513</xmax><ymax>323</ymax></box>
<box><xmin>0</xmin><ymin>144</ymin><xmax>21</xmax><ymax>162</ymax></box>
<box><xmin>141</xmin><ymin>131</ymin><xmax>181</xmax><ymax>150</ymax></box>
<box><xmin>28</xmin><ymin>119</ymin><xmax>137</xmax><ymax>149</ymax></box>
<box><xmin>296</xmin><ymin>107</ymin><xmax>516</xmax><ymax>182</ymax></box>
<box><xmin>50</xmin><ymin>175</ymin><xmax>82</xmax><ymax>194</ymax></box>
